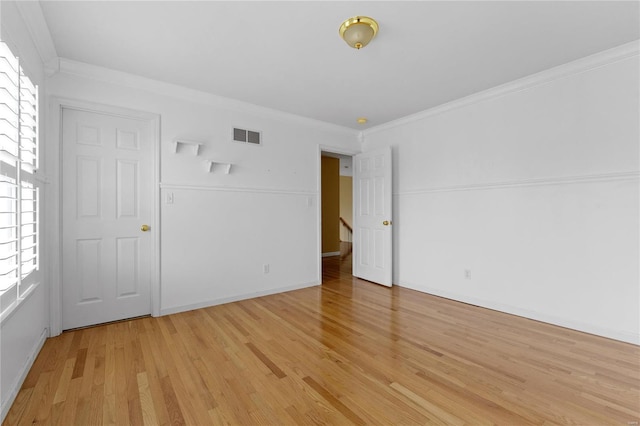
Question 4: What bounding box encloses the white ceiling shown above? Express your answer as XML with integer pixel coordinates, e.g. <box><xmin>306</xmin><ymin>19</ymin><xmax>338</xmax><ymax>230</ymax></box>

<box><xmin>39</xmin><ymin>1</ymin><xmax>639</xmax><ymax>129</ymax></box>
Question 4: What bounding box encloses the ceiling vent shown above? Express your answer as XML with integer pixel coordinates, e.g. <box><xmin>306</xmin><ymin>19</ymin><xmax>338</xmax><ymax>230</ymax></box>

<box><xmin>233</xmin><ymin>127</ymin><xmax>261</xmax><ymax>145</ymax></box>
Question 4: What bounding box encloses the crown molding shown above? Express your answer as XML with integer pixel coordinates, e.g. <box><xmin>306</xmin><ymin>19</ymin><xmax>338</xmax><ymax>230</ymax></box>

<box><xmin>14</xmin><ymin>1</ymin><xmax>58</xmax><ymax>63</ymax></box>
<box><xmin>43</xmin><ymin>57</ymin><xmax>60</xmax><ymax>78</ymax></box>
<box><xmin>54</xmin><ymin>58</ymin><xmax>359</xmax><ymax>137</ymax></box>
<box><xmin>364</xmin><ymin>40</ymin><xmax>640</xmax><ymax>137</ymax></box>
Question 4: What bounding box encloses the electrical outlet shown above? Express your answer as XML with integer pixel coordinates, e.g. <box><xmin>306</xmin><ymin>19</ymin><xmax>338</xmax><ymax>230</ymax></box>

<box><xmin>166</xmin><ymin>192</ymin><xmax>174</xmax><ymax>204</ymax></box>
<box><xmin>464</xmin><ymin>269</ymin><xmax>471</xmax><ymax>279</ymax></box>
<box><xmin>263</xmin><ymin>264</ymin><xmax>270</xmax><ymax>274</ymax></box>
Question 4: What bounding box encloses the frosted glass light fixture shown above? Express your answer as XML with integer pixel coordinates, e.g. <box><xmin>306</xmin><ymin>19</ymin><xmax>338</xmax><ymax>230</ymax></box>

<box><xmin>339</xmin><ymin>16</ymin><xmax>379</xmax><ymax>49</ymax></box>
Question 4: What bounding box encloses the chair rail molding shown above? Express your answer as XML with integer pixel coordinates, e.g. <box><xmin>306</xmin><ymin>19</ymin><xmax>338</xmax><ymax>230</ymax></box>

<box><xmin>395</xmin><ymin>171</ymin><xmax>640</xmax><ymax>197</ymax></box>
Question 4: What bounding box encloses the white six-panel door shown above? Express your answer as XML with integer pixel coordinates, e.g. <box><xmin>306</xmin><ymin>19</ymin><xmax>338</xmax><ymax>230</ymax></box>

<box><xmin>353</xmin><ymin>147</ymin><xmax>393</xmax><ymax>286</ymax></box>
<box><xmin>61</xmin><ymin>108</ymin><xmax>153</xmax><ymax>330</ymax></box>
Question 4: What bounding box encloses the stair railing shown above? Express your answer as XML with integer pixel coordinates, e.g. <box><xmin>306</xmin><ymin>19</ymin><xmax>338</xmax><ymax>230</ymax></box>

<box><xmin>339</xmin><ymin>217</ymin><xmax>352</xmax><ymax>243</ymax></box>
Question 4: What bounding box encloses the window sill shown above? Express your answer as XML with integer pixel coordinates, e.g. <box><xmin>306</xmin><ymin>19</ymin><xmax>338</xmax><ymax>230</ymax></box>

<box><xmin>0</xmin><ymin>282</ymin><xmax>40</xmax><ymax>326</ymax></box>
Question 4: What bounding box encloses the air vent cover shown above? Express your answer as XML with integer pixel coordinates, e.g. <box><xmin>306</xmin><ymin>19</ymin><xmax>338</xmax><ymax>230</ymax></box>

<box><xmin>233</xmin><ymin>127</ymin><xmax>261</xmax><ymax>145</ymax></box>
<box><xmin>233</xmin><ymin>128</ymin><xmax>246</xmax><ymax>142</ymax></box>
<box><xmin>247</xmin><ymin>131</ymin><xmax>260</xmax><ymax>144</ymax></box>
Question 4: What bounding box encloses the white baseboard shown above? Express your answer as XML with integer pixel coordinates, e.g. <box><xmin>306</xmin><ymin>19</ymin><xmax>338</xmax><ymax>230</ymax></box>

<box><xmin>322</xmin><ymin>251</ymin><xmax>341</xmax><ymax>257</ymax></box>
<box><xmin>1</xmin><ymin>328</ymin><xmax>48</xmax><ymax>422</ymax></box>
<box><xmin>398</xmin><ymin>281</ymin><xmax>640</xmax><ymax>346</ymax></box>
<box><xmin>159</xmin><ymin>281</ymin><xmax>319</xmax><ymax>316</ymax></box>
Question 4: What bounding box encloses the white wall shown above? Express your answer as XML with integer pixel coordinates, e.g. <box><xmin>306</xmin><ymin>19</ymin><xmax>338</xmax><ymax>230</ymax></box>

<box><xmin>47</xmin><ymin>63</ymin><xmax>359</xmax><ymax>315</ymax></box>
<box><xmin>363</xmin><ymin>45</ymin><xmax>639</xmax><ymax>344</ymax></box>
<box><xmin>0</xmin><ymin>1</ymin><xmax>49</xmax><ymax>418</ymax></box>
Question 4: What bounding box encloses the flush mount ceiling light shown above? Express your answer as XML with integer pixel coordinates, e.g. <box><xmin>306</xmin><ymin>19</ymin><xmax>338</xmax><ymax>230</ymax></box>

<box><xmin>339</xmin><ymin>16</ymin><xmax>379</xmax><ymax>49</ymax></box>
<box><xmin>357</xmin><ymin>117</ymin><xmax>368</xmax><ymax>124</ymax></box>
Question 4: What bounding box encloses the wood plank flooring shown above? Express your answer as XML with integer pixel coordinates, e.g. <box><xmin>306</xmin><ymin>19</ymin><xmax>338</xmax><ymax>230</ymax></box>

<box><xmin>5</xmin><ymin>250</ymin><xmax>640</xmax><ymax>425</ymax></box>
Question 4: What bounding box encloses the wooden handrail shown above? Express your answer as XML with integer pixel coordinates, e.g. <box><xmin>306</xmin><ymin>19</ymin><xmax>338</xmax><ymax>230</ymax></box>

<box><xmin>339</xmin><ymin>217</ymin><xmax>352</xmax><ymax>233</ymax></box>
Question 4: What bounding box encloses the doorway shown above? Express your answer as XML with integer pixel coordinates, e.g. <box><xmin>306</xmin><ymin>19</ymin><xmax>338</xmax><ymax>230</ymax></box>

<box><xmin>320</xmin><ymin>151</ymin><xmax>354</xmax><ymax>283</ymax></box>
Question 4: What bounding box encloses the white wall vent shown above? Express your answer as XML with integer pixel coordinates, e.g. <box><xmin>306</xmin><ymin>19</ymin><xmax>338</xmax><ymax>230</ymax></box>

<box><xmin>233</xmin><ymin>127</ymin><xmax>262</xmax><ymax>145</ymax></box>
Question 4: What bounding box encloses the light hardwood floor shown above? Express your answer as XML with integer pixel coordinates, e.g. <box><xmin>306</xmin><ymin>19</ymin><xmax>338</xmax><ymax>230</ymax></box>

<box><xmin>5</xmin><ymin>250</ymin><xmax>640</xmax><ymax>425</ymax></box>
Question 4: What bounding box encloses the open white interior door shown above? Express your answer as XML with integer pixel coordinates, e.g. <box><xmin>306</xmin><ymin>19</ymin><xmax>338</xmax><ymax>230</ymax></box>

<box><xmin>353</xmin><ymin>147</ymin><xmax>392</xmax><ymax>287</ymax></box>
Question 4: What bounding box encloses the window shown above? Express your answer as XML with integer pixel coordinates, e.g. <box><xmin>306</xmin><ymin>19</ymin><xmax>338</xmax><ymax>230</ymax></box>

<box><xmin>0</xmin><ymin>41</ymin><xmax>39</xmax><ymax>317</ymax></box>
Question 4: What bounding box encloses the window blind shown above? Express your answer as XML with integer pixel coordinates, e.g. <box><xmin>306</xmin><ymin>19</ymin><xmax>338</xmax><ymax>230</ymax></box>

<box><xmin>0</xmin><ymin>41</ymin><xmax>39</xmax><ymax>315</ymax></box>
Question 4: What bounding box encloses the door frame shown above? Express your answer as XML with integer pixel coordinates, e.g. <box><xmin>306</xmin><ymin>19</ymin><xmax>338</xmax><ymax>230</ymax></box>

<box><xmin>47</xmin><ymin>97</ymin><xmax>160</xmax><ymax>336</ymax></box>
<box><xmin>317</xmin><ymin>145</ymin><xmax>359</xmax><ymax>283</ymax></box>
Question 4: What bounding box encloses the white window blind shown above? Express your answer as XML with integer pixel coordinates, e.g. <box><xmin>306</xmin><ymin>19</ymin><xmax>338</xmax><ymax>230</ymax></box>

<box><xmin>0</xmin><ymin>41</ymin><xmax>39</xmax><ymax>316</ymax></box>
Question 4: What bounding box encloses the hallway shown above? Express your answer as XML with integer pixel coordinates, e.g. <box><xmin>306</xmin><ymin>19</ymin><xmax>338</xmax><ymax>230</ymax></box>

<box><xmin>322</xmin><ymin>242</ymin><xmax>353</xmax><ymax>284</ymax></box>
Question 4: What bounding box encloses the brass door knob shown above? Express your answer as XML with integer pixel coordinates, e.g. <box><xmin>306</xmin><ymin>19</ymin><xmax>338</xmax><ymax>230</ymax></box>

<box><xmin>383</xmin><ymin>220</ymin><xmax>390</xmax><ymax>226</ymax></box>
<box><xmin>141</xmin><ymin>224</ymin><xmax>150</xmax><ymax>232</ymax></box>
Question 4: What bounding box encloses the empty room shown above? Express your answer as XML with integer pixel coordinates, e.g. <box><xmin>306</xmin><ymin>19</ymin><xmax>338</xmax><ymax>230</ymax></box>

<box><xmin>1</xmin><ymin>1</ymin><xmax>638</xmax><ymax>424</ymax></box>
